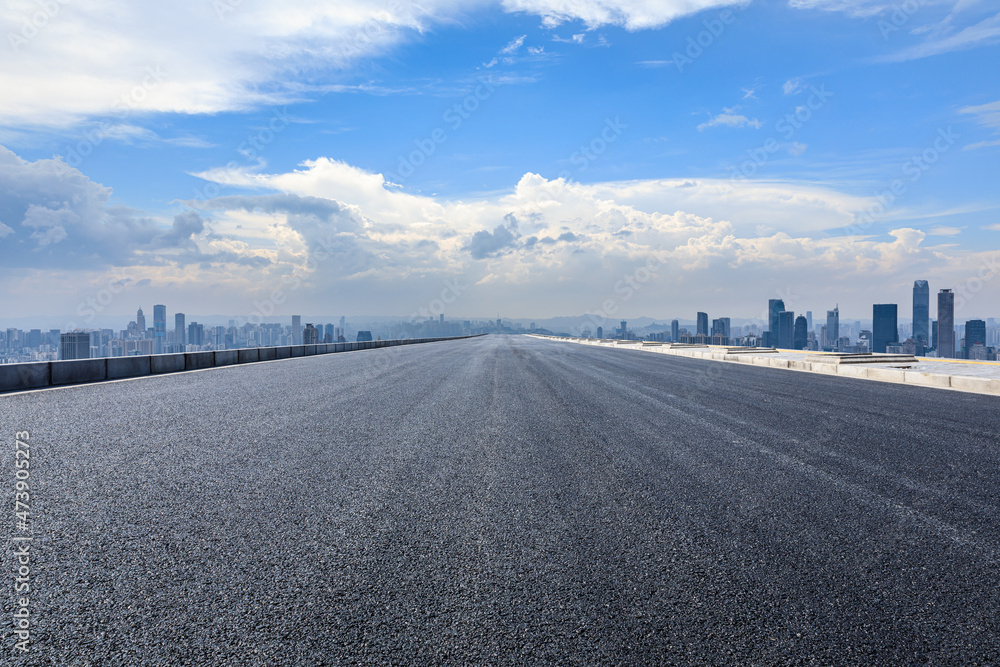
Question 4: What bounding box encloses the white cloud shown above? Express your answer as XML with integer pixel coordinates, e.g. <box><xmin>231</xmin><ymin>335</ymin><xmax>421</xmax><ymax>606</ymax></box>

<box><xmin>881</xmin><ymin>10</ymin><xmax>1000</xmax><ymax>61</ymax></box>
<box><xmin>501</xmin><ymin>0</ymin><xmax>743</xmax><ymax>29</ymax></box>
<box><xmin>927</xmin><ymin>225</ymin><xmax>963</xmax><ymax>236</ymax></box>
<box><xmin>501</xmin><ymin>35</ymin><xmax>527</xmax><ymax>54</ymax></box>
<box><xmin>783</xmin><ymin>79</ymin><xmax>804</xmax><ymax>95</ymax></box>
<box><xmin>697</xmin><ymin>112</ymin><xmax>762</xmax><ymax>131</ymax></box>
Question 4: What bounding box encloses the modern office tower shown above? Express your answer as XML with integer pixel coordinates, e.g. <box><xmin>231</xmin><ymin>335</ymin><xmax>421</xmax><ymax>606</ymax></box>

<box><xmin>324</xmin><ymin>324</ymin><xmax>335</xmax><ymax>343</ymax></box>
<box><xmin>136</xmin><ymin>307</ymin><xmax>146</xmax><ymax>337</ymax></box>
<box><xmin>768</xmin><ymin>299</ymin><xmax>785</xmax><ymax>345</ymax></box>
<box><xmin>793</xmin><ymin>315</ymin><xmax>808</xmax><ymax>350</ymax></box>
<box><xmin>872</xmin><ymin>304</ymin><xmax>899</xmax><ymax>354</ymax></box>
<box><xmin>153</xmin><ymin>305</ymin><xmax>166</xmax><ymax>354</ymax></box>
<box><xmin>826</xmin><ymin>306</ymin><xmax>839</xmax><ymax>349</ymax></box>
<box><xmin>356</xmin><ymin>331</ymin><xmax>373</xmax><ymax>342</ymax></box>
<box><xmin>711</xmin><ymin>318</ymin><xmax>731</xmax><ymax>342</ymax></box>
<box><xmin>937</xmin><ymin>289</ymin><xmax>955</xmax><ymax>358</ymax></box>
<box><xmin>60</xmin><ymin>332</ymin><xmax>91</xmax><ymax>360</ymax></box>
<box><xmin>619</xmin><ymin>320</ymin><xmax>628</xmax><ymax>338</ymax></box>
<box><xmin>671</xmin><ymin>319</ymin><xmax>679</xmax><ymax>342</ymax></box>
<box><xmin>806</xmin><ymin>311</ymin><xmax>813</xmax><ymax>333</ymax></box>
<box><xmin>778</xmin><ymin>311</ymin><xmax>795</xmax><ymax>349</ymax></box>
<box><xmin>696</xmin><ymin>312</ymin><xmax>709</xmax><ymax>337</ymax></box>
<box><xmin>175</xmin><ymin>313</ymin><xmax>186</xmax><ymax>346</ymax></box>
<box><xmin>596</xmin><ymin>326</ymin><xmax>604</xmax><ymax>339</ymax></box>
<box><xmin>965</xmin><ymin>319</ymin><xmax>987</xmax><ymax>357</ymax></box>
<box><xmin>913</xmin><ymin>280</ymin><xmax>929</xmax><ymax>345</ymax></box>
<box><xmin>439</xmin><ymin>313</ymin><xmax>444</xmax><ymax>325</ymax></box>
<box><xmin>292</xmin><ymin>315</ymin><xmax>302</xmax><ymax>345</ymax></box>
<box><xmin>303</xmin><ymin>323</ymin><xmax>319</xmax><ymax>345</ymax></box>
<box><xmin>187</xmin><ymin>322</ymin><xmax>204</xmax><ymax>347</ymax></box>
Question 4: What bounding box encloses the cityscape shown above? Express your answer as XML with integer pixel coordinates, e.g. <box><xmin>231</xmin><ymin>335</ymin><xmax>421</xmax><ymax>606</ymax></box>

<box><xmin>4</xmin><ymin>278</ymin><xmax>995</xmax><ymax>364</ymax></box>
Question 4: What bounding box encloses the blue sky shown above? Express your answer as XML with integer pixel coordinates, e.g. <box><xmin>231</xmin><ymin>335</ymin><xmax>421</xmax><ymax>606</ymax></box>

<box><xmin>1</xmin><ymin>0</ymin><xmax>998</xmax><ymax>325</ymax></box>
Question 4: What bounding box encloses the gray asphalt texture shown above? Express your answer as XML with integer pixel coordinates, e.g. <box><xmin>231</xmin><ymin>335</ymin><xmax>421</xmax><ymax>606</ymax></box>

<box><xmin>2</xmin><ymin>334</ymin><xmax>1000</xmax><ymax>665</ymax></box>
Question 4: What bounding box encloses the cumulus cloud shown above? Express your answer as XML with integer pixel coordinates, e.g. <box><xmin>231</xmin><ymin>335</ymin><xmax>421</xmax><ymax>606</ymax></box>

<box><xmin>698</xmin><ymin>110</ymin><xmax>763</xmax><ymax>131</ymax></box>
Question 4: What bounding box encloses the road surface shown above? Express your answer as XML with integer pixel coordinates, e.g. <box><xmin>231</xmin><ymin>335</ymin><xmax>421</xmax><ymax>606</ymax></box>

<box><xmin>2</xmin><ymin>334</ymin><xmax>999</xmax><ymax>664</ymax></box>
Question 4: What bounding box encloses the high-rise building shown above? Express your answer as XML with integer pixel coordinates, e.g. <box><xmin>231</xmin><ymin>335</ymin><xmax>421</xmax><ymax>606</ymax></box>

<box><xmin>596</xmin><ymin>326</ymin><xmax>604</xmax><ymax>339</ymax></box>
<box><xmin>303</xmin><ymin>323</ymin><xmax>319</xmax><ymax>345</ymax></box>
<box><xmin>153</xmin><ymin>305</ymin><xmax>166</xmax><ymax>354</ymax></box>
<box><xmin>872</xmin><ymin>304</ymin><xmax>899</xmax><ymax>354</ymax></box>
<box><xmin>136</xmin><ymin>307</ymin><xmax>146</xmax><ymax>337</ymax></box>
<box><xmin>937</xmin><ymin>289</ymin><xmax>955</xmax><ymax>358</ymax></box>
<box><xmin>60</xmin><ymin>332</ymin><xmax>91</xmax><ymax>360</ymax></box>
<box><xmin>806</xmin><ymin>310</ymin><xmax>813</xmax><ymax>333</ymax></box>
<box><xmin>711</xmin><ymin>317</ymin><xmax>730</xmax><ymax>341</ymax></box>
<box><xmin>696</xmin><ymin>312</ymin><xmax>709</xmax><ymax>337</ymax></box>
<box><xmin>291</xmin><ymin>315</ymin><xmax>302</xmax><ymax>345</ymax></box>
<box><xmin>913</xmin><ymin>280</ymin><xmax>929</xmax><ymax>345</ymax></box>
<box><xmin>793</xmin><ymin>315</ymin><xmax>808</xmax><ymax>350</ymax></box>
<box><xmin>671</xmin><ymin>319</ymin><xmax>679</xmax><ymax>343</ymax></box>
<box><xmin>778</xmin><ymin>311</ymin><xmax>795</xmax><ymax>349</ymax></box>
<box><xmin>768</xmin><ymin>299</ymin><xmax>785</xmax><ymax>346</ymax></box>
<box><xmin>175</xmin><ymin>313</ymin><xmax>186</xmax><ymax>346</ymax></box>
<box><xmin>826</xmin><ymin>306</ymin><xmax>839</xmax><ymax>349</ymax></box>
<box><xmin>965</xmin><ymin>319</ymin><xmax>986</xmax><ymax>358</ymax></box>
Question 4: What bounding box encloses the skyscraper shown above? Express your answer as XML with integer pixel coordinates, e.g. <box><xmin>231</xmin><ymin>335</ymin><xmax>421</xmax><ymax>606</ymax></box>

<box><xmin>153</xmin><ymin>304</ymin><xmax>166</xmax><ymax>354</ymax></box>
<box><xmin>696</xmin><ymin>312</ymin><xmax>708</xmax><ymax>337</ymax></box>
<box><xmin>596</xmin><ymin>326</ymin><xmax>604</xmax><ymax>339</ymax></box>
<box><xmin>806</xmin><ymin>311</ymin><xmax>813</xmax><ymax>333</ymax></box>
<box><xmin>778</xmin><ymin>311</ymin><xmax>795</xmax><ymax>349</ymax></box>
<box><xmin>937</xmin><ymin>289</ymin><xmax>955</xmax><ymax>358</ymax></box>
<box><xmin>872</xmin><ymin>304</ymin><xmax>898</xmax><ymax>354</ymax></box>
<box><xmin>671</xmin><ymin>319</ymin><xmax>679</xmax><ymax>343</ymax></box>
<box><xmin>711</xmin><ymin>317</ymin><xmax>730</xmax><ymax>341</ymax></box>
<box><xmin>768</xmin><ymin>299</ymin><xmax>784</xmax><ymax>343</ymax></box>
<box><xmin>965</xmin><ymin>319</ymin><xmax>986</xmax><ymax>358</ymax></box>
<box><xmin>60</xmin><ymin>332</ymin><xmax>90</xmax><ymax>360</ymax></box>
<box><xmin>136</xmin><ymin>307</ymin><xmax>146</xmax><ymax>338</ymax></box>
<box><xmin>292</xmin><ymin>315</ymin><xmax>302</xmax><ymax>345</ymax></box>
<box><xmin>913</xmin><ymin>280</ymin><xmax>929</xmax><ymax>345</ymax></box>
<box><xmin>303</xmin><ymin>323</ymin><xmax>319</xmax><ymax>345</ymax></box>
<box><xmin>826</xmin><ymin>306</ymin><xmax>839</xmax><ymax>350</ymax></box>
<box><xmin>793</xmin><ymin>315</ymin><xmax>808</xmax><ymax>350</ymax></box>
<box><xmin>175</xmin><ymin>313</ymin><xmax>186</xmax><ymax>346</ymax></box>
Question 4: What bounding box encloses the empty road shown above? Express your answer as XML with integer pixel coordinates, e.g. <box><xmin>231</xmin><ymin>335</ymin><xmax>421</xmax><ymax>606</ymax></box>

<box><xmin>3</xmin><ymin>334</ymin><xmax>999</xmax><ymax>665</ymax></box>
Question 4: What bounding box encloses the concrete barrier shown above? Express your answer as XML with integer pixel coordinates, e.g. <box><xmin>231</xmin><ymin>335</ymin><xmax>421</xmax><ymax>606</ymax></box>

<box><xmin>215</xmin><ymin>350</ymin><xmax>238</xmax><ymax>366</ymax></box>
<box><xmin>185</xmin><ymin>351</ymin><xmax>215</xmax><ymax>370</ymax></box>
<box><xmin>0</xmin><ymin>362</ymin><xmax>50</xmax><ymax>392</ymax></box>
<box><xmin>238</xmin><ymin>348</ymin><xmax>260</xmax><ymax>364</ymax></box>
<box><xmin>151</xmin><ymin>354</ymin><xmax>185</xmax><ymax>374</ymax></box>
<box><xmin>107</xmin><ymin>356</ymin><xmax>151</xmax><ymax>380</ymax></box>
<box><xmin>303</xmin><ymin>345</ymin><xmax>317</xmax><ymax>356</ymax></box>
<box><xmin>51</xmin><ymin>359</ymin><xmax>107</xmax><ymax>386</ymax></box>
<box><xmin>276</xmin><ymin>347</ymin><xmax>292</xmax><ymax>359</ymax></box>
<box><xmin>258</xmin><ymin>347</ymin><xmax>277</xmax><ymax>361</ymax></box>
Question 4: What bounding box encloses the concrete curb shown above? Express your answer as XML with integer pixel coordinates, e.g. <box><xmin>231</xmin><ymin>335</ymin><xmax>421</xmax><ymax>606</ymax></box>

<box><xmin>530</xmin><ymin>335</ymin><xmax>1000</xmax><ymax>397</ymax></box>
<box><xmin>0</xmin><ymin>335</ymin><xmax>485</xmax><ymax>394</ymax></box>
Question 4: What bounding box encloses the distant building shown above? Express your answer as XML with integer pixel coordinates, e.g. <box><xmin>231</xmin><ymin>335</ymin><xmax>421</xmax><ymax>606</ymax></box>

<box><xmin>793</xmin><ymin>315</ymin><xmax>808</xmax><ymax>350</ymax></box>
<box><xmin>965</xmin><ymin>319</ymin><xmax>986</xmax><ymax>358</ymax></box>
<box><xmin>619</xmin><ymin>320</ymin><xmax>628</xmax><ymax>339</ymax></box>
<box><xmin>153</xmin><ymin>305</ymin><xmax>166</xmax><ymax>354</ymax></box>
<box><xmin>768</xmin><ymin>299</ymin><xmax>785</xmax><ymax>344</ymax></box>
<box><xmin>596</xmin><ymin>326</ymin><xmax>604</xmax><ymax>339</ymax></box>
<box><xmin>938</xmin><ymin>290</ymin><xmax>955</xmax><ymax>358</ymax></box>
<box><xmin>292</xmin><ymin>315</ymin><xmax>302</xmax><ymax>346</ymax></box>
<box><xmin>696</xmin><ymin>312</ymin><xmax>708</xmax><ymax>337</ymax></box>
<box><xmin>175</xmin><ymin>313</ymin><xmax>186</xmax><ymax>346</ymax></box>
<box><xmin>711</xmin><ymin>317</ymin><xmax>730</xmax><ymax>343</ymax></box>
<box><xmin>806</xmin><ymin>310</ymin><xmax>813</xmax><ymax>333</ymax></box>
<box><xmin>303</xmin><ymin>323</ymin><xmax>319</xmax><ymax>345</ymax></box>
<box><xmin>60</xmin><ymin>332</ymin><xmax>90</xmax><ymax>360</ymax></box>
<box><xmin>136</xmin><ymin>307</ymin><xmax>146</xmax><ymax>338</ymax></box>
<box><xmin>826</xmin><ymin>306</ymin><xmax>839</xmax><ymax>350</ymax></box>
<box><xmin>777</xmin><ymin>311</ymin><xmax>795</xmax><ymax>349</ymax></box>
<box><xmin>872</xmin><ymin>304</ymin><xmax>898</xmax><ymax>353</ymax></box>
<box><xmin>357</xmin><ymin>331</ymin><xmax>373</xmax><ymax>342</ymax></box>
<box><xmin>671</xmin><ymin>319</ymin><xmax>679</xmax><ymax>343</ymax></box>
<box><xmin>913</xmin><ymin>280</ymin><xmax>929</xmax><ymax>346</ymax></box>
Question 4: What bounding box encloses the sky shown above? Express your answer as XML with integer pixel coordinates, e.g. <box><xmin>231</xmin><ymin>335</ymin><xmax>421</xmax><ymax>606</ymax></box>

<box><xmin>1</xmin><ymin>0</ymin><xmax>998</xmax><ymax>327</ymax></box>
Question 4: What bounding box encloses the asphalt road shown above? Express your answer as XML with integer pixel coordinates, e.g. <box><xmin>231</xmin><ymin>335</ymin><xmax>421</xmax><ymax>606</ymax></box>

<box><xmin>2</xmin><ymin>334</ymin><xmax>999</xmax><ymax>665</ymax></box>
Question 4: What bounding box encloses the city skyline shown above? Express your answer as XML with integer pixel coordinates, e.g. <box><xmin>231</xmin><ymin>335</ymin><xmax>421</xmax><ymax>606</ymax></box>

<box><xmin>1</xmin><ymin>1</ymin><xmax>999</xmax><ymax>319</ymax></box>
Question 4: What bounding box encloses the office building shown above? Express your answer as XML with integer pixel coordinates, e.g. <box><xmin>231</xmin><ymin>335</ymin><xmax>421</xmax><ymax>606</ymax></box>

<box><xmin>303</xmin><ymin>323</ymin><xmax>319</xmax><ymax>345</ymax></box>
<box><xmin>671</xmin><ymin>320</ymin><xmax>679</xmax><ymax>343</ymax></box>
<box><xmin>768</xmin><ymin>299</ymin><xmax>784</xmax><ymax>344</ymax></box>
<box><xmin>793</xmin><ymin>315</ymin><xmax>808</xmax><ymax>350</ymax></box>
<box><xmin>778</xmin><ymin>311</ymin><xmax>795</xmax><ymax>349</ymax></box>
<box><xmin>965</xmin><ymin>319</ymin><xmax>986</xmax><ymax>358</ymax></box>
<box><xmin>291</xmin><ymin>315</ymin><xmax>302</xmax><ymax>345</ymax></box>
<box><xmin>60</xmin><ymin>332</ymin><xmax>91</xmax><ymax>360</ymax></box>
<box><xmin>136</xmin><ymin>307</ymin><xmax>146</xmax><ymax>337</ymax></box>
<box><xmin>696</xmin><ymin>312</ymin><xmax>709</xmax><ymax>337</ymax></box>
<box><xmin>913</xmin><ymin>280</ymin><xmax>929</xmax><ymax>345</ymax></box>
<box><xmin>357</xmin><ymin>331</ymin><xmax>373</xmax><ymax>342</ymax></box>
<box><xmin>806</xmin><ymin>311</ymin><xmax>813</xmax><ymax>333</ymax></box>
<box><xmin>175</xmin><ymin>313</ymin><xmax>186</xmax><ymax>346</ymax></box>
<box><xmin>596</xmin><ymin>326</ymin><xmax>604</xmax><ymax>339</ymax></box>
<box><xmin>938</xmin><ymin>289</ymin><xmax>955</xmax><ymax>358</ymax></box>
<box><xmin>826</xmin><ymin>306</ymin><xmax>839</xmax><ymax>349</ymax></box>
<box><xmin>872</xmin><ymin>304</ymin><xmax>899</xmax><ymax>354</ymax></box>
<box><xmin>711</xmin><ymin>317</ymin><xmax>730</xmax><ymax>342</ymax></box>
